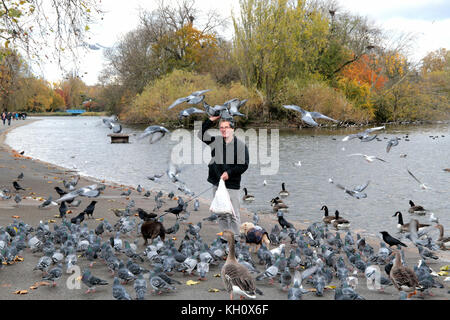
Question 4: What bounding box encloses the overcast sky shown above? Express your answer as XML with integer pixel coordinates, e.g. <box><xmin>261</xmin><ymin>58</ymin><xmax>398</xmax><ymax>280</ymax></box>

<box><xmin>39</xmin><ymin>0</ymin><xmax>450</xmax><ymax>86</ymax></box>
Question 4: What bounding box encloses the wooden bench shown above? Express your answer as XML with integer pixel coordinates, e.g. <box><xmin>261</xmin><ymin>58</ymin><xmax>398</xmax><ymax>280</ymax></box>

<box><xmin>108</xmin><ymin>133</ymin><xmax>130</xmax><ymax>143</ymax></box>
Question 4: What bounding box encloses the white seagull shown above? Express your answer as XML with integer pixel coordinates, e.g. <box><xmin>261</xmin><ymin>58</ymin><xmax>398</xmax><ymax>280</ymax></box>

<box><xmin>348</xmin><ymin>153</ymin><xmax>387</xmax><ymax>163</ymax></box>
<box><xmin>407</xmin><ymin>169</ymin><xmax>429</xmax><ymax>190</ymax></box>
<box><xmin>283</xmin><ymin>105</ymin><xmax>339</xmax><ymax>127</ymax></box>
<box><xmin>342</xmin><ymin>126</ymin><xmax>385</xmax><ymax>142</ymax></box>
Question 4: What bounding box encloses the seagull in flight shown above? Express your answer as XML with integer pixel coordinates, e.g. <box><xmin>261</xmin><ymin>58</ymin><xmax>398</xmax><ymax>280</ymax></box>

<box><xmin>342</xmin><ymin>126</ymin><xmax>385</xmax><ymax>142</ymax></box>
<box><xmin>386</xmin><ymin>137</ymin><xmax>400</xmax><ymax>153</ymax></box>
<box><xmin>168</xmin><ymin>90</ymin><xmax>211</xmax><ymax>110</ymax></box>
<box><xmin>330</xmin><ymin>179</ymin><xmax>370</xmax><ymax>199</ymax></box>
<box><xmin>348</xmin><ymin>153</ymin><xmax>387</xmax><ymax>163</ymax></box>
<box><xmin>407</xmin><ymin>169</ymin><xmax>429</xmax><ymax>190</ymax></box>
<box><xmin>283</xmin><ymin>105</ymin><xmax>339</xmax><ymax>127</ymax></box>
<box><xmin>138</xmin><ymin>125</ymin><xmax>170</xmax><ymax>144</ymax></box>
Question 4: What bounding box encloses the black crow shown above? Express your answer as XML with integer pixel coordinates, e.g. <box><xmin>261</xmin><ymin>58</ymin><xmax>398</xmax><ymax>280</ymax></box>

<box><xmin>83</xmin><ymin>200</ymin><xmax>97</xmax><ymax>218</ymax></box>
<box><xmin>71</xmin><ymin>211</ymin><xmax>86</xmax><ymax>224</ymax></box>
<box><xmin>136</xmin><ymin>208</ymin><xmax>157</xmax><ymax>221</ymax></box>
<box><xmin>54</xmin><ymin>186</ymin><xmax>67</xmax><ymax>196</ymax></box>
<box><xmin>380</xmin><ymin>231</ymin><xmax>407</xmax><ymax>248</ymax></box>
<box><xmin>59</xmin><ymin>201</ymin><xmax>68</xmax><ymax>218</ymax></box>
<box><xmin>164</xmin><ymin>203</ymin><xmax>184</xmax><ymax>219</ymax></box>
<box><xmin>13</xmin><ymin>181</ymin><xmax>25</xmax><ymax>191</ymax></box>
<box><xmin>277</xmin><ymin>211</ymin><xmax>294</xmax><ymax>229</ymax></box>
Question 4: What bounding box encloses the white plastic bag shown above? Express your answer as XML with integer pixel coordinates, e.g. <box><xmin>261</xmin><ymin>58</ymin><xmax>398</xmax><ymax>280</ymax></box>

<box><xmin>210</xmin><ymin>179</ymin><xmax>235</xmax><ymax>215</ymax></box>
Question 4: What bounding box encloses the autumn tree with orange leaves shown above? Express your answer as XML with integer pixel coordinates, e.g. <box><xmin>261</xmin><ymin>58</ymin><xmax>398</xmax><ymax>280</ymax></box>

<box><xmin>340</xmin><ymin>54</ymin><xmax>387</xmax><ymax>90</ymax></box>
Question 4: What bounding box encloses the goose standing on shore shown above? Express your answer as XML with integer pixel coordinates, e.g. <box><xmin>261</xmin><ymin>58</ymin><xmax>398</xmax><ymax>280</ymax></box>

<box><xmin>331</xmin><ymin>210</ymin><xmax>350</xmax><ymax>229</ymax></box>
<box><xmin>219</xmin><ymin>230</ymin><xmax>262</xmax><ymax>300</ymax></box>
<box><xmin>320</xmin><ymin>205</ymin><xmax>334</xmax><ymax>224</ymax></box>
<box><xmin>393</xmin><ymin>211</ymin><xmax>430</xmax><ymax>233</ymax></box>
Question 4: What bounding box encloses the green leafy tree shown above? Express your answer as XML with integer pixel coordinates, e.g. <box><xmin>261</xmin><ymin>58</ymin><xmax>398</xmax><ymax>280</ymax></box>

<box><xmin>232</xmin><ymin>0</ymin><xmax>329</xmax><ymax>119</ymax></box>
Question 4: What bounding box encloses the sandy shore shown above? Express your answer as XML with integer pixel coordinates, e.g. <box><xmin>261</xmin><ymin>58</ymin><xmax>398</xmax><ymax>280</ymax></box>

<box><xmin>0</xmin><ymin>118</ymin><xmax>448</xmax><ymax>301</ymax></box>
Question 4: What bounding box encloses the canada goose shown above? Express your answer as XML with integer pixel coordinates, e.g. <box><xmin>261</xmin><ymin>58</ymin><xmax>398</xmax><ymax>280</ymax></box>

<box><xmin>279</xmin><ymin>183</ymin><xmax>289</xmax><ymax>197</ymax></box>
<box><xmin>393</xmin><ymin>211</ymin><xmax>430</xmax><ymax>233</ymax></box>
<box><xmin>389</xmin><ymin>250</ymin><xmax>420</xmax><ymax>298</ymax></box>
<box><xmin>219</xmin><ymin>230</ymin><xmax>263</xmax><ymax>300</ymax></box>
<box><xmin>242</xmin><ymin>188</ymin><xmax>255</xmax><ymax>202</ymax></box>
<box><xmin>320</xmin><ymin>205</ymin><xmax>334</xmax><ymax>224</ymax></box>
<box><xmin>331</xmin><ymin>210</ymin><xmax>350</xmax><ymax>229</ymax></box>
<box><xmin>408</xmin><ymin>200</ymin><xmax>426</xmax><ymax>214</ymax></box>
<box><xmin>271</xmin><ymin>197</ymin><xmax>288</xmax><ymax>211</ymax></box>
<box><xmin>435</xmin><ymin>224</ymin><xmax>450</xmax><ymax>250</ymax></box>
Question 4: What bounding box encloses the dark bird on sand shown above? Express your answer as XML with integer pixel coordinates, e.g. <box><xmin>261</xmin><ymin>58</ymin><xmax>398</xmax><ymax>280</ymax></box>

<box><xmin>82</xmin><ymin>200</ymin><xmax>97</xmax><ymax>218</ymax></box>
<box><xmin>59</xmin><ymin>201</ymin><xmax>68</xmax><ymax>218</ymax></box>
<box><xmin>164</xmin><ymin>203</ymin><xmax>185</xmax><ymax>219</ymax></box>
<box><xmin>380</xmin><ymin>231</ymin><xmax>407</xmax><ymax>248</ymax></box>
<box><xmin>277</xmin><ymin>211</ymin><xmax>294</xmax><ymax>229</ymax></box>
<box><xmin>71</xmin><ymin>211</ymin><xmax>86</xmax><ymax>224</ymax></box>
<box><xmin>54</xmin><ymin>186</ymin><xmax>66</xmax><ymax>197</ymax></box>
<box><xmin>137</xmin><ymin>208</ymin><xmax>157</xmax><ymax>221</ymax></box>
<box><xmin>55</xmin><ymin>186</ymin><xmax>74</xmax><ymax>204</ymax></box>
<box><xmin>13</xmin><ymin>181</ymin><xmax>25</xmax><ymax>191</ymax></box>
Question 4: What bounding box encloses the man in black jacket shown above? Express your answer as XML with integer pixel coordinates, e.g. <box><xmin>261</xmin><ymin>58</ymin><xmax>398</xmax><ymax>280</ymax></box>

<box><xmin>198</xmin><ymin>115</ymin><xmax>249</xmax><ymax>238</ymax></box>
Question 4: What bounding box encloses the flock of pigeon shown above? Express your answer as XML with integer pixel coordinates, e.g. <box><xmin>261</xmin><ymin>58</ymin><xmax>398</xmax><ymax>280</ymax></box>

<box><xmin>1</xmin><ymin>91</ymin><xmax>448</xmax><ymax>301</ymax></box>
<box><xmin>225</xmin><ymin>125</ymin><xmax>449</xmax><ymax>300</ymax></box>
<box><xmin>1</xmin><ymin>143</ymin><xmax>446</xmax><ymax>301</ymax></box>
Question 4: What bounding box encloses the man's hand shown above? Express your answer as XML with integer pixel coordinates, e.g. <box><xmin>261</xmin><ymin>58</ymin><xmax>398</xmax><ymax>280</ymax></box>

<box><xmin>221</xmin><ymin>172</ymin><xmax>229</xmax><ymax>181</ymax></box>
<box><xmin>209</xmin><ymin>115</ymin><xmax>221</xmax><ymax>121</ymax></box>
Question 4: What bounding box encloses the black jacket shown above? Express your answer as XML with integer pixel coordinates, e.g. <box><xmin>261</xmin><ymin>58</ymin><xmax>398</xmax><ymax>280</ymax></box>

<box><xmin>198</xmin><ymin>119</ymin><xmax>249</xmax><ymax>189</ymax></box>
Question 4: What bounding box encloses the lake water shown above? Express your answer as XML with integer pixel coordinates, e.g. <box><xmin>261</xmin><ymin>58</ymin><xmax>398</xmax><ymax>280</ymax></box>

<box><xmin>5</xmin><ymin>116</ymin><xmax>450</xmax><ymax>238</ymax></box>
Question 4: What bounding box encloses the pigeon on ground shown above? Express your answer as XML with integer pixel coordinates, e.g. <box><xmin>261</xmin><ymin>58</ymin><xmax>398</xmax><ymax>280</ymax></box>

<box><xmin>134</xmin><ymin>274</ymin><xmax>147</xmax><ymax>300</ymax></box>
<box><xmin>42</xmin><ymin>263</ymin><xmax>63</xmax><ymax>287</ymax></box>
<box><xmin>112</xmin><ymin>277</ymin><xmax>132</xmax><ymax>300</ymax></box>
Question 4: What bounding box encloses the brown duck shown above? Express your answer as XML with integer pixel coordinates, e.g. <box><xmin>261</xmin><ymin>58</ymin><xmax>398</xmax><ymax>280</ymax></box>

<box><xmin>218</xmin><ymin>230</ymin><xmax>262</xmax><ymax>300</ymax></box>
<box><xmin>389</xmin><ymin>250</ymin><xmax>421</xmax><ymax>298</ymax></box>
<box><xmin>435</xmin><ymin>224</ymin><xmax>450</xmax><ymax>250</ymax></box>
